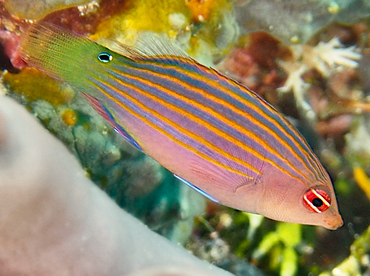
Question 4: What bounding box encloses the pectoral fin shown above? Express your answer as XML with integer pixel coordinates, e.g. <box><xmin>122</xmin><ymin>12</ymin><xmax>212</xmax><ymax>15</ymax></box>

<box><xmin>82</xmin><ymin>92</ymin><xmax>142</xmax><ymax>150</ymax></box>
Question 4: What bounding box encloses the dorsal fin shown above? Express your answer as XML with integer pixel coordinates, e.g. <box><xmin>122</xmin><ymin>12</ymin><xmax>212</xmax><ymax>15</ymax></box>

<box><xmin>105</xmin><ymin>33</ymin><xmax>190</xmax><ymax>61</ymax></box>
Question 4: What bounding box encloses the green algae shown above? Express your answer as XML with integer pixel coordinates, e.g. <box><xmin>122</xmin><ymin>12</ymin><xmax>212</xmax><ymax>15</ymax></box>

<box><xmin>320</xmin><ymin>225</ymin><xmax>370</xmax><ymax>275</ymax></box>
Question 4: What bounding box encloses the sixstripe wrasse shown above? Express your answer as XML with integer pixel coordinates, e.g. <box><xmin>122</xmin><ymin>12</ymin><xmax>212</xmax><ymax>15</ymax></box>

<box><xmin>20</xmin><ymin>23</ymin><xmax>343</xmax><ymax>229</ymax></box>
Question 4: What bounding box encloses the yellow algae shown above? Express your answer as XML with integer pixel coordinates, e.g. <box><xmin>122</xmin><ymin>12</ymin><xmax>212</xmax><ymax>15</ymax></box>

<box><xmin>328</xmin><ymin>2</ymin><xmax>340</xmax><ymax>14</ymax></box>
<box><xmin>91</xmin><ymin>0</ymin><xmax>236</xmax><ymax>66</ymax></box>
<box><xmin>91</xmin><ymin>0</ymin><xmax>191</xmax><ymax>43</ymax></box>
<box><xmin>185</xmin><ymin>0</ymin><xmax>224</xmax><ymax>22</ymax></box>
<box><xmin>353</xmin><ymin>166</ymin><xmax>370</xmax><ymax>201</ymax></box>
<box><xmin>61</xmin><ymin>109</ymin><xmax>78</xmax><ymax>126</ymax></box>
<box><xmin>3</xmin><ymin>68</ymin><xmax>74</xmax><ymax>106</ymax></box>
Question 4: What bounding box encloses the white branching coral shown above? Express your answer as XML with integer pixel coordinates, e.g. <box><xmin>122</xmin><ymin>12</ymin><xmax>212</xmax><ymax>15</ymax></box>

<box><xmin>278</xmin><ymin>62</ymin><xmax>315</xmax><ymax>119</ymax></box>
<box><xmin>278</xmin><ymin>37</ymin><xmax>362</xmax><ymax>119</ymax></box>
<box><xmin>309</xmin><ymin>37</ymin><xmax>362</xmax><ymax>77</ymax></box>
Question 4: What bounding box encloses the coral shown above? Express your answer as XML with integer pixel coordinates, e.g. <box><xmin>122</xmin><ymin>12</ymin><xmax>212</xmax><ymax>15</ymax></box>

<box><xmin>0</xmin><ymin>94</ymin><xmax>233</xmax><ymax>276</ymax></box>
<box><xmin>306</xmin><ymin>37</ymin><xmax>361</xmax><ymax>77</ymax></box>
<box><xmin>234</xmin><ymin>0</ymin><xmax>340</xmax><ymax>44</ymax></box>
<box><xmin>0</xmin><ymin>29</ymin><xmax>25</xmax><ymax>70</ymax></box>
<box><xmin>187</xmin><ymin>207</ymin><xmax>312</xmax><ymax>276</ymax></box>
<box><xmin>1</xmin><ymin>1</ymin><xmax>370</xmax><ymax>275</ymax></box>
<box><xmin>277</xmin><ymin>62</ymin><xmax>311</xmax><ymax>115</ymax></box>
<box><xmin>217</xmin><ymin>32</ymin><xmax>283</xmax><ymax>101</ymax></box>
<box><xmin>2</xmin><ymin>0</ymin><xmax>101</xmax><ymax>20</ymax></box>
<box><xmin>3</xmin><ymin>68</ymin><xmax>75</xmax><ymax>106</ymax></box>
<box><xmin>315</xmin><ymin>114</ymin><xmax>353</xmax><ymax>136</ymax></box>
<box><xmin>186</xmin><ymin>211</ymin><xmax>265</xmax><ymax>276</ymax></box>
<box><xmin>185</xmin><ymin>0</ymin><xmax>221</xmax><ymax>22</ymax></box>
<box><xmin>277</xmin><ymin>37</ymin><xmax>361</xmax><ymax>118</ymax></box>
<box><xmin>345</xmin><ymin>116</ymin><xmax>370</xmax><ymax>169</ymax></box>
<box><xmin>89</xmin><ymin>0</ymin><xmax>237</xmax><ymax>66</ymax></box>
<box><xmin>61</xmin><ymin>108</ymin><xmax>78</xmax><ymax>126</ymax></box>
<box><xmin>234</xmin><ymin>0</ymin><xmax>370</xmax><ymax>45</ymax></box>
<box><xmin>320</xmin><ymin>224</ymin><xmax>370</xmax><ymax>275</ymax></box>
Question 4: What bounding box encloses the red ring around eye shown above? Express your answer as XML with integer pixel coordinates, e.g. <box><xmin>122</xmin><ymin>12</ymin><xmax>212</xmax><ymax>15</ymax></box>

<box><xmin>303</xmin><ymin>188</ymin><xmax>331</xmax><ymax>213</ymax></box>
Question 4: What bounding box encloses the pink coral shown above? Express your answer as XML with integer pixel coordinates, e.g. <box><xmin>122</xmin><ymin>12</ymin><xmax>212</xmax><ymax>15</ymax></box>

<box><xmin>218</xmin><ymin>32</ymin><xmax>284</xmax><ymax>102</ymax></box>
<box><xmin>0</xmin><ymin>29</ymin><xmax>25</xmax><ymax>69</ymax></box>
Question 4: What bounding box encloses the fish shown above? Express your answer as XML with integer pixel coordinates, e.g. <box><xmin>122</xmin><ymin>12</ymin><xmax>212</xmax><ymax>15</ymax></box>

<box><xmin>19</xmin><ymin>23</ymin><xmax>343</xmax><ymax>229</ymax></box>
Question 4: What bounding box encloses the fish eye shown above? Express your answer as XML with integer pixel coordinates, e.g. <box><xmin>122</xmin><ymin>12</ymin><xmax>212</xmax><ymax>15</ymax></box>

<box><xmin>303</xmin><ymin>188</ymin><xmax>331</xmax><ymax>213</ymax></box>
<box><xmin>97</xmin><ymin>52</ymin><xmax>113</xmax><ymax>63</ymax></box>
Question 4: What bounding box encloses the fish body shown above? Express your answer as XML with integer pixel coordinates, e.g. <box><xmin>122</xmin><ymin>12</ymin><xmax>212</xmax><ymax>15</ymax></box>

<box><xmin>20</xmin><ymin>23</ymin><xmax>343</xmax><ymax>229</ymax></box>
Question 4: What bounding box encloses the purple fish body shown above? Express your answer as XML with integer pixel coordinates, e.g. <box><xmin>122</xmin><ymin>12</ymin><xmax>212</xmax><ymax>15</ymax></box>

<box><xmin>20</xmin><ymin>23</ymin><xmax>343</xmax><ymax>229</ymax></box>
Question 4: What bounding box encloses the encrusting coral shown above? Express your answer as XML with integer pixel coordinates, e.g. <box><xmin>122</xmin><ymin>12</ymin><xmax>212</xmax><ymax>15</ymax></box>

<box><xmin>234</xmin><ymin>0</ymin><xmax>370</xmax><ymax>45</ymax></box>
<box><xmin>0</xmin><ymin>92</ymin><xmax>233</xmax><ymax>276</ymax></box>
<box><xmin>2</xmin><ymin>0</ymin><xmax>100</xmax><ymax>20</ymax></box>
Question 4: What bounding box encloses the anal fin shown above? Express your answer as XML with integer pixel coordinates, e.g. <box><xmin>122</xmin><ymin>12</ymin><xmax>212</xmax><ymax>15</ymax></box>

<box><xmin>174</xmin><ymin>174</ymin><xmax>220</xmax><ymax>203</ymax></box>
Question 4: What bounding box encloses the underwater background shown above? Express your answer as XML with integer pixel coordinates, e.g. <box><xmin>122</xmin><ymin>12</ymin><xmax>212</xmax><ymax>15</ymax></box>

<box><xmin>0</xmin><ymin>0</ymin><xmax>370</xmax><ymax>275</ymax></box>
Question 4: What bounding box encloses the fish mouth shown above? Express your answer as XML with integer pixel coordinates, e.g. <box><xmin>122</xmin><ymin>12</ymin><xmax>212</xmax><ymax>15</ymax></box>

<box><xmin>324</xmin><ymin>214</ymin><xmax>344</xmax><ymax>230</ymax></box>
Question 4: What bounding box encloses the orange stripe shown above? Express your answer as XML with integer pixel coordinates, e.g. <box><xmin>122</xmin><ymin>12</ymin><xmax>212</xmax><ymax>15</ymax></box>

<box><xmin>136</xmin><ymin>58</ymin><xmax>329</xmax><ymax>183</ymax></box>
<box><xmin>108</xmin><ymin>67</ymin><xmax>308</xmax><ymax>182</ymax></box>
<box><xmin>88</xmin><ymin>77</ymin><xmax>257</xmax><ymax>180</ymax></box>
